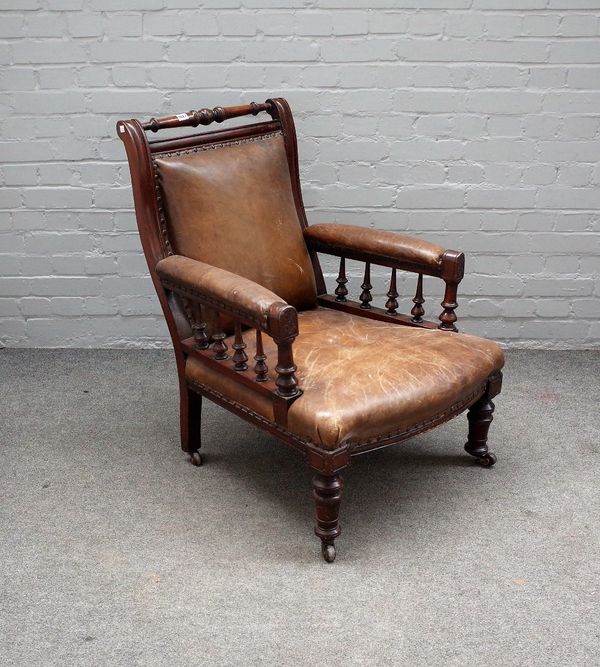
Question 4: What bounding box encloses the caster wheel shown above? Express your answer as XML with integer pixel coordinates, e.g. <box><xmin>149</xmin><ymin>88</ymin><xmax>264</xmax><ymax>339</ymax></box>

<box><xmin>322</xmin><ymin>543</ymin><xmax>336</xmax><ymax>563</ymax></box>
<box><xmin>189</xmin><ymin>451</ymin><xmax>203</xmax><ymax>467</ymax></box>
<box><xmin>477</xmin><ymin>452</ymin><xmax>497</xmax><ymax>468</ymax></box>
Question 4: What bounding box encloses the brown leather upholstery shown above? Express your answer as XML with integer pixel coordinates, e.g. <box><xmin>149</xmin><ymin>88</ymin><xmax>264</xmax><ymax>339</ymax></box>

<box><xmin>156</xmin><ymin>254</ymin><xmax>291</xmax><ymax>332</ymax></box>
<box><xmin>154</xmin><ymin>131</ymin><xmax>317</xmax><ymax>309</ymax></box>
<box><xmin>119</xmin><ymin>99</ymin><xmax>506</xmax><ymax>561</ymax></box>
<box><xmin>186</xmin><ymin>308</ymin><xmax>504</xmax><ymax>451</ymax></box>
<box><xmin>304</xmin><ymin>223</ymin><xmax>446</xmax><ymax>272</ymax></box>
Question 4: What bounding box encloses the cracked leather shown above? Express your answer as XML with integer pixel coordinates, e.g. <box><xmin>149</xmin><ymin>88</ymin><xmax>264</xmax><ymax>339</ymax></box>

<box><xmin>185</xmin><ymin>308</ymin><xmax>505</xmax><ymax>451</ymax></box>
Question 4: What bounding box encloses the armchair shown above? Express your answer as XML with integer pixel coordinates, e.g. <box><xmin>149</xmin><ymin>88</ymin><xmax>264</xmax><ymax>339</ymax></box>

<box><xmin>118</xmin><ymin>98</ymin><xmax>504</xmax><ymax>562</ymax></box>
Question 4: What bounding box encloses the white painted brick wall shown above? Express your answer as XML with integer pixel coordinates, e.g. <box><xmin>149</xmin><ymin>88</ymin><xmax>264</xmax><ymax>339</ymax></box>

<box><xmin>1</xmin><ymin>0</ymin><xmax>599</xmax><ymax>348</ymax></box>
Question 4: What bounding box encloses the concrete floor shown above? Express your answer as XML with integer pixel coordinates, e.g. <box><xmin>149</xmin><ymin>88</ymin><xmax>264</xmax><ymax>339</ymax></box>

<box><xmin>0</xmin><ymin>349</ymin><xmax>598</xmax><ymax>666</ymax></box>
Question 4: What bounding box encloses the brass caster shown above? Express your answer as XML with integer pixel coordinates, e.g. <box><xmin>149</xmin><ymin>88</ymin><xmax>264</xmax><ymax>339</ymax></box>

<box><xmin>322</xmin><ymin>543</ymin><xmax>336</xmax><ymax>563</ymax></box>
<box><xmin>477</xmin><ymin>452</ymin><xmax>497</xmax><ymax>468</ymax></box>
<box><xmin>189</xmin><ymin>451</ymin><xmax>203</xmax><ymax>467</ymax></box>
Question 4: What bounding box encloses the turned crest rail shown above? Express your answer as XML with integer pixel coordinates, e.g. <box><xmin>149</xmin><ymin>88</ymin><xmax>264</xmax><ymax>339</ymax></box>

<box><xmin>141</xmin><ymin>102</ymin><xmax>274</xmax><ymax>133</ymax></box>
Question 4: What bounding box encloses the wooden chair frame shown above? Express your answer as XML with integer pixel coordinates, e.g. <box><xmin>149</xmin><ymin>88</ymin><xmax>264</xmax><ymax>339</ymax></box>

<box><xmin>118</xmin><ymin>98</ymin><xmax>502</xmax><ymax>562</ymax></box>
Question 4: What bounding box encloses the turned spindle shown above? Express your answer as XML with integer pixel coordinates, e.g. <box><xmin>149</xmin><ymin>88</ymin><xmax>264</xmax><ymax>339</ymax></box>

<box><xmin>254</xmin><ymin>330</ymin><xmax>268</xmax><ymax>382</ymax></box>
<box><xmin>439</xmin><ymin>250</ymin><xmax>464</xmax><ymax>332</ymax></box>
<box><xmin>275</xmin><ymin>340</ymin><xmax>299</xmax><ymax>397</ymax></box>
<box><xmin>192</xmin><ymin>321</ymin><xmax>209</xmax><ymax>350</ymax></box>
<box><xmin>439</xmin><ymin>281</ymin><xmax>458</xmax><ymax>332</ymax></box>
<box><xmin>385</xmin><ymin>268</ymin><xmax>399</xmax><ymax>315</ymax></box>
<box><xmin>359</xmin><ymin>262</ymin><xmax>373</xmax><ymax>309</ymax></box>
<box><xmin>142</xmin><ymin>102</ymin><xmax>273</xmax><ymax>132</ymax></box>
<box><xmin>211</xmin><ymin>315</ymin><xmax>229</xmax><ymax>360</ymax></box>
<box><xmin>232</xmin><ymin>322</ymin><xmax>248</xmax><ymax>371</ymax></box>
<box><xmin>335</xmin><ymin>257</ymin><xmax>348</xmax><ymax>302</ymax></box>
<box><xmin>411</xmin><ymin>273</ymin><xmax>425</xmax><ymax>323</ymax></box>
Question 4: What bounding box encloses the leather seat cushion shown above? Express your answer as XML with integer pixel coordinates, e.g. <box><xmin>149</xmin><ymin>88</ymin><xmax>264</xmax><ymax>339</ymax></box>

<box><xmin>185</xmin><ymin>308</ymin><xmax>504</xmax><ymax>451</ymax></box>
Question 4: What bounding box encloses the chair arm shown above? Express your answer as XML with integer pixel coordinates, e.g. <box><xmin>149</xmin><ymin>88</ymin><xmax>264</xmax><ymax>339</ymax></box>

<box><xmin>304</xmin><ymin>223</ymin><xmax>461</xmax><ymax>280</ymax></box>
<box><xmin>304</xmin><ymin>223</ymin><xmax>465</xmax><ymax>332</ymax></box>
<box><xmin>155</xmin><ymin>254</ymin><xmax>298</xmax><ymax>340</ymax></box>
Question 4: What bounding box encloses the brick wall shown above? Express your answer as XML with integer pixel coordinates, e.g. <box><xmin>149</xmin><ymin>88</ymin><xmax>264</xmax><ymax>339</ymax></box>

<box><xmin>1</xmin><ymin>0</ymin><xmax>599</xmax><ymax>348</ymax></box>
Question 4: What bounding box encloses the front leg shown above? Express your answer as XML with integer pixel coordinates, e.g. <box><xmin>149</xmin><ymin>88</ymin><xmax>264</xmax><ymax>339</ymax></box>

<box><xmin>464</xmin><ymin>372</ymin><xmax>502</xmax><ymax>468</ymax></box>
<box><xmin>312</xmin><ymin>473</ymin><xmax>343</xmax><ymax>562</ymax></box>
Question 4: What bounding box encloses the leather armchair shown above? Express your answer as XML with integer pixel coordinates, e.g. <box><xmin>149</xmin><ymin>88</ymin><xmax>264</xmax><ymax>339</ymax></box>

<box><xmin>118</xmin><ymin>98</ymin><xmax>504</xmax><ymax>562</ymax></box>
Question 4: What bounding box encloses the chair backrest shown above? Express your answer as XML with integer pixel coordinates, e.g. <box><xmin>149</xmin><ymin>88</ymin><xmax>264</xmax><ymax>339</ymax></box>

<box><xmin>118</xmin><ymin>99</ymin><xmax>320</xmax><ymax>317</ymax></box>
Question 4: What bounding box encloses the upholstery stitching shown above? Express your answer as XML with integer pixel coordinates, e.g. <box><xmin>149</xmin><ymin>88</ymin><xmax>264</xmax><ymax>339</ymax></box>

<box><xmin>348</xmin><ymin>381</ymin><xmax>487</xmax><ymax>449</ymax></box>
<box><xmin>155</xmin><ymin>130</ymin><xmax>283</xmax><ymax>159</ymax></box>
<box><xmin>151</xmin><ymin>158</ymin><xmax>174</xmax><ymax>257</ymax></box>
<box><xmin>187</xmin><ymin>378</ymin><xmax>304</xmax><ymax>442</ymax></box>
<box><xmin>187</xmin><ymin>376</ymin><xmax>487</xmax><ymax>452</ymax></box>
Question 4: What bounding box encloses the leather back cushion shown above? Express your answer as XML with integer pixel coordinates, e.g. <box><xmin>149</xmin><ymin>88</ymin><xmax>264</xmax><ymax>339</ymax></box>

<box><xmin>154</xmin><ymin>131</ymin><xmax>317</xmax><ymax>310</ymax></box>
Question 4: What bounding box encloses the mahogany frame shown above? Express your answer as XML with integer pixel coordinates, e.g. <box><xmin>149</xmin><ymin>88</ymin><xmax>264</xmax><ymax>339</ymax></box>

<box><xmin>117</xmin><ymin>98</ymin><xmax>502</xmax><ymax>562</ymax></box>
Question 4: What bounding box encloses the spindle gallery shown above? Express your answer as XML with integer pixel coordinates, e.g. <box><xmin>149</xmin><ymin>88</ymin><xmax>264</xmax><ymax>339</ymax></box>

<box><xmin>118</xmin><ymin>98</ymin><xmax>504</xmax><ymax>562</ymax></box>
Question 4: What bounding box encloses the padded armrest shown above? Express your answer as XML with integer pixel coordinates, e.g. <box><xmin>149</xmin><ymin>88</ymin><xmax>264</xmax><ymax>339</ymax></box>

<box><xmin>304</xmin><ymin>223</ymin><xmax>448</xmax><ymax>276</ymax></box>
<box><xmin>156</xmin><ymin>254</ymin><xmax>298</xmax><ymax>339</ymax></box>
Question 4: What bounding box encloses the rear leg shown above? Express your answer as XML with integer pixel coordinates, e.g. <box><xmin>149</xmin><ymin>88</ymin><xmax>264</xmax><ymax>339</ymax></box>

<box><xmin>181</xmin><ymin>384</ymin><xmax>202</xmax><ymax>466</ymax></box>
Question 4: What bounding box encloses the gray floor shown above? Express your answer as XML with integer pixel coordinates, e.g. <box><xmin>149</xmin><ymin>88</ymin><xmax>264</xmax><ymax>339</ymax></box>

<box><xmin>0</xmin><ymin>349</ymin><xmax>598</xmax><ymax>666</ymax></box>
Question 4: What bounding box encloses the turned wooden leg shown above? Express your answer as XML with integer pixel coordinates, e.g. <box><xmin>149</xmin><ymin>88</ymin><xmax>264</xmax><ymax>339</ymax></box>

<box><xmin>465</xmin><ymin>393</ymin><xmax>497</xmax><ymax>468</ymax></box>
<box><xmin>312</xmin><ymin>473</ymin><xmax>343</xmax><ymax>562</ymax></box>
<box><xmin>180</xmin><ymin>384</ymin><xmax>202</xmax><ymax>466</ymax></box>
